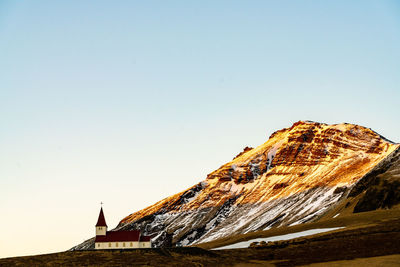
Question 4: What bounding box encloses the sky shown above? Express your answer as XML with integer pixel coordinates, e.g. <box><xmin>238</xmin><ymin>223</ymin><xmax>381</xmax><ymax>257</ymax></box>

<box><xmin>0</xmin><ymin>0</ymin><xmax>399</xmax><ymax>258</ymax></box>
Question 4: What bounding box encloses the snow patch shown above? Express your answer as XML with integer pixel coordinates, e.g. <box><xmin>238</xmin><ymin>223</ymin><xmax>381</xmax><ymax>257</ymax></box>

<box><xmin>212</xmin><ymin>227</ymin><xmax>344</xmax><ymax>250</ymax></box>
<box><xmin>266</xmin><ymin>142</ymin><xmax>282</xmax><ymax>171</ymax></box>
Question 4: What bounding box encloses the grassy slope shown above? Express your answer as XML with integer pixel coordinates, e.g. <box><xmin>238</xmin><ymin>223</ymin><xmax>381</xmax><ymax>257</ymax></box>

<box><xmin>1</xmin><ymin>209</ymin><xmax>400</xmax><ymax>266</ymax></box>
<box><xmin>305</xmin><ymin>255</ymin><xmax>400</xmax><ymax>267</ymax></box>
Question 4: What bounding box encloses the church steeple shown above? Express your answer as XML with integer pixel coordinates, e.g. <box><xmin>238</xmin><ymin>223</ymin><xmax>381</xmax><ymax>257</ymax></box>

<box><xmin>95</xmin><ymin>205</ymin><xmax>107</xmax><ymax>236</ymax></box>
<box><xmin>96</xmin><ymin>207</ymin><xmax>107</xmax><ymax>227</ymax></box>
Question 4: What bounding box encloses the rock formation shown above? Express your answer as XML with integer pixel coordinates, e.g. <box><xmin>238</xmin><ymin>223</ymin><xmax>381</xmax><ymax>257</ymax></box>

<box><xmin>71</xmin><ymin>121</ymin><xmax>399</xmax><ymax>250</ymax></box>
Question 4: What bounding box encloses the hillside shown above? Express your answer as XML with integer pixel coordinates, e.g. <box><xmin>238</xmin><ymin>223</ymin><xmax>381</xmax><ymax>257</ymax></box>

<box><xmin>3</xmin><ymin>211</ymin><xmax>400</xmax><ymax>266</ymax></box>
<box><xmin>72</xmin><ymin>121</ymin><xmax>399</xmax><ymax>250</ymax></box>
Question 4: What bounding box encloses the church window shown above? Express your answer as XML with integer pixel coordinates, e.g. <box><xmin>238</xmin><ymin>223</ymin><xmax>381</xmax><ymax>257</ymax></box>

<box><xmin>123</xmin><ymin>242</ymin><xmax>125</xmax><ymax>247</ymax></box>
<box><xmin>130</xmin><ymin>242</ymin><xmax>133</xmax><ymax>247</ymax></box>
<box><xmin>116</xmin><ymin>243</ymin><xmax>118</xmax><ymax>247</ymax></box>
<box><xmin>108</xmin><ymin>243</ymin><xmax>111</xmax><ymax>247</ymax></box>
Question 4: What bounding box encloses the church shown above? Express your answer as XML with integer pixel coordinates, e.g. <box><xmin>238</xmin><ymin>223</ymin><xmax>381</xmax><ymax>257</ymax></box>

<box><xmin>94</xmin><ymin>207</ymin><xmax>151</xmax><ymax>249</ymax></box>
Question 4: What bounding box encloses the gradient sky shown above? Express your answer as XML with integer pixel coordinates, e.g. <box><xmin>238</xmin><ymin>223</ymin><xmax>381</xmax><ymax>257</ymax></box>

<box><xmin>1</xmin><ymin>0</ymin><xmax>399</xmax><ymax>258</ymax></box>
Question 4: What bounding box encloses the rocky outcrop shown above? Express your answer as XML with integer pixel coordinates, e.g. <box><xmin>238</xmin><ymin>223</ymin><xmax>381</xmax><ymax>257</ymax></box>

<box><xmin>352</xmin><ymin>148</ymin><xmax>400</xmax><ymax>213</ymax></box>
<box><xmin>71</xmin><ymin>121</ymin><xmax>399</xmax><ymax>250</ymax></box>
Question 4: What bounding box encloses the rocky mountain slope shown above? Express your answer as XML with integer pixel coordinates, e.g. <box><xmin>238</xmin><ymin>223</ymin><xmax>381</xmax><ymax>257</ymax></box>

<box><xmin>72</xmin><ymin>121</ymin><xmax>399</xmax><ymax>250</ymax></box>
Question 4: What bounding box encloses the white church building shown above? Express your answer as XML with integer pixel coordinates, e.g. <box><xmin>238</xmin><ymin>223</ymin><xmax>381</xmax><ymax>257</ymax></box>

<box><xmin>94</xmin><ymin>207</ymin><xmax>151</xmax><ymax>249</ymax></box>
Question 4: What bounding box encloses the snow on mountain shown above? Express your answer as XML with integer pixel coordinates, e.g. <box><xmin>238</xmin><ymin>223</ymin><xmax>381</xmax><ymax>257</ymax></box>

<box><xmin>71</xmin><ymin>121</ymin><xmax>399</xmax><ymax>250</ymax></box>
<box><xmin>212</xmin><ymin>227</ymin><xmax>345</xmax><ymax>250</ymax></box>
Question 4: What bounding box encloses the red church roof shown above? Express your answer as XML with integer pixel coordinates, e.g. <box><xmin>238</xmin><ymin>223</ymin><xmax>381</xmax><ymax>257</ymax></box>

<box><xmin>95</xmin><ymin>230</ymin><xmax>141</xmax><ymax>242</ymax></box>
<box><xmin>96</xmin><ymin>207</ymin><xmax>107</xmax><ymax>227</ymax></box>
<box><xmin>139</xmin><ymin>235</ymin><xmax>151</xmax><ymax>242</ymax></box>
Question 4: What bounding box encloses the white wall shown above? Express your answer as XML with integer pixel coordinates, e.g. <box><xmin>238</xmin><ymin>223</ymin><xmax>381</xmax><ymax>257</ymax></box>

<box><xmin>95</xmin><ymin>226</ymin><xmax>107</xmax><ymax>236</ymax></box>
<box><xmin>140</xmin><ymin>241</ymin><xmax>151</xmax><ymax>248</ymax></box>
<box><xmin>95</xmin><ymin>241</ymin><xmax>151</xmax><ymax>249</ymax></box>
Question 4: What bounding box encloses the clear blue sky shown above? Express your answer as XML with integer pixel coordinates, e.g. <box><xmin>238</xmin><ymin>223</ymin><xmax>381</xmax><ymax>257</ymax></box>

<box><xmin>0</xmin><ymin>0</ymin><xmax>399</xmax><ymax>258</ymax></box>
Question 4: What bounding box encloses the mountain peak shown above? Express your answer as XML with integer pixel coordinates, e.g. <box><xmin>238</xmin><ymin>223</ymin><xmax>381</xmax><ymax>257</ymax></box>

<box><xmin>72</xmin><ymin>122</ymin><xmax>399</xmax><ymax>250</ymax></box>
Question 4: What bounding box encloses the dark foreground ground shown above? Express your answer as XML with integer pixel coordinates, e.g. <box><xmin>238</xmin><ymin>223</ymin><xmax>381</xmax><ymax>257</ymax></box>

<box><xmin>1</xmin><ymin>216</ymin><xmax>400</xmax><ymax>267</ymax></box>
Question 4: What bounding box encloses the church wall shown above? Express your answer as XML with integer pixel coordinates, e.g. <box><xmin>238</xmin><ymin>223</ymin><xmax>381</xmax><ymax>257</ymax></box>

<box><xmin>95</xmin><ymin>241</ymin><xmax>151</xmax><ymax>249</ymax></box>
<box><xmin>95</xmin><ymin>226</ymin><xmax>107</xmax><ymax>236</ymax></box>
<box><xmin>140</xmin><ymin>241</ymin><xmax>151</xmax><ymax>248</ymax></box>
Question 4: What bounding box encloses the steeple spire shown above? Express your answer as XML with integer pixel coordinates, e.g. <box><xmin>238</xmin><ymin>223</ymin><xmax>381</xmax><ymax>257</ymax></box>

<box><xmin>96</xmin><ymin>206</ymin><xmax>107</xmax><ymax>227</ymax></box>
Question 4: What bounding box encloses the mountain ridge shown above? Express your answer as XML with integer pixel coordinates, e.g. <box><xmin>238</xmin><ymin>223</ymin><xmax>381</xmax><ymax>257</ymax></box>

<box><xmin>71</xmin><ymin>121</ymin><xmax>399</xmax><ymax>250</ymax></box>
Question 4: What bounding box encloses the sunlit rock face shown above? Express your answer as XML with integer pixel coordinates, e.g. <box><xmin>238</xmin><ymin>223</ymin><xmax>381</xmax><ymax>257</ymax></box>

<box><xmin>72</xmin><ymin>121</ymin><xmax>399</xmax><ymax>250</ymax></box>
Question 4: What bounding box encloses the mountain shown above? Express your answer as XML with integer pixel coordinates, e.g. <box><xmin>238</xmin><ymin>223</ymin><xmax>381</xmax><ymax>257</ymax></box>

<box><xmin>71</xmin><ymin>121</ymin><xmax>399</xmax><ymax>250</ymax></box>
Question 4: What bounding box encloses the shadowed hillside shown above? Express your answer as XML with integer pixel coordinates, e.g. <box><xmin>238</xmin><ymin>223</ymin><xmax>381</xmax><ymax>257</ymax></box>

<box><xmin>2</xmin><ymin>211</ymin><xmax>400</xmax><ymax>266</ymax></box>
